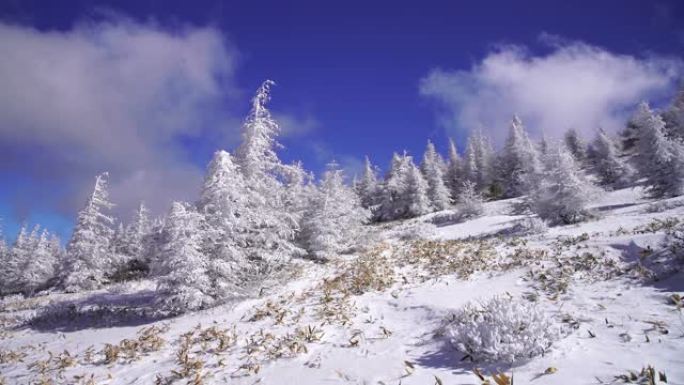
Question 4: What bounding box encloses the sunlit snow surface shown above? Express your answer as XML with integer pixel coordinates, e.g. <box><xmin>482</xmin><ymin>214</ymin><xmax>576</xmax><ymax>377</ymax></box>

<box><xmin>2</xmin><ymin>186</ymin><xmax>684</xmax><ymax>384</ymax></box>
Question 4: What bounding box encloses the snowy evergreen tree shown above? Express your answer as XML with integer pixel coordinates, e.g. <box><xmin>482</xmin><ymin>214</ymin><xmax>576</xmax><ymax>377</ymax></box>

<box><xmin>463</xmin><ymin>131</ymin><xmax>494</xmax><ymax>194</ymax></box>
<box><xmin>406</xmin><ymin>160</ymin><xmax>432</xmax><ymax>217</ymax></box>
<box><xmin>280</xmin><ymin>160</ymin><xmax>316</xmax><ymax>229</ymax></box>
<box><xmin>539</xmin><ymin>131</ymin><xmax>549</xmax><ymax>156</ymax></box>
<box><xmin>234</xmin><ymin>80</ymin><xmax>303</xmax><ymax>265</ymax></box>
<box><xmin>0</xmin><ymin>225</ymin><xmax>28</xmax><ymax>294</ymax></box>
<box><xmin>126</xmin><ymin>202</ymin><xmax>151</xmax><ymax>262</ymax></box>
<box><xmin>198</xmin><ymin>150</ymin><xmax>251</xmax><ymax>298</ymax></box>
<box><xmin>0</xmin><ymin>224</ymin><xmax>61</xmax><ymax>295</ymax></box>
<box><xmin>530</xmin><ymin>145</ymin><xmax>600</xmax><ymax>224</ymax></box>
<box><xmin>356</xmin><ymin>156</ymin><xmax>380</xmax><ymax>209</ymax></box>
<box><xmin>499</xmin><ymin>116</ymin><xmax>542</xmax><ymax>197</ymax></box>
<box><xmin>661</xmin><ymin>85</ymin><xmax>684</xmax><ymax>140</ymax></box>
<box><xmin>376</xmin><ymin>152</ymin><xmax>411</xmax><ymax>221</ymax></box>
<box><xmin>155</xmin><ymin>202</ymin><xmax>213</xmax><ymax>313</ymax></box>
<box><xmin>105</xmin><ymin>204</ymin><xmax>153</xmax><ymax>282</ymax></box>
<box><xmin>463</xmin><ymin>140</ymin><xmax>478</xmax><ymax>187</ymax></box>
<box><xmin>445</xmin><ymin>138</ymin><xmax>463</xmax><ymax>199</ymax></box>
<box><xmin>21</xmin><ymin>230</ymin><xmax>59</xmax><ymax>295</ymax></box>
<box><xmin>63</xmin><ymin>172</ymin><xmax>115</xmax><ymax>292</ymax></box>
<box><xmin>456</xmin><ymin>181</ymin><xmax>484</xmax><ymax>218</ymax></box>
<box><xmin>421</xmin><ymin>140</ymin><xmax>451</xmax><ymax>211</ymax></box>
<box><xmin>564</xmin><ymin>128</ymin><xmax>588</xmax><ymax>163</ymax></box>
<box><xmin>109</xmin><ymin>222</ymin><xmax>129</xmax><ymax>268</ymax></box>
<box><xmin>0</xmin><ymin>233</ymin><xmax>7</xmax><ymax>294</ymax></box>
<box><xmin>299</xmin><ymin>163</ymin><xmax>370</xmax><ymax>260</ymax></box>
<box><xmin>632</xmin><ymin>102</ymin><xmax>684</xmax><ymax>197</ymax></box>
<box><xmin>0</xmin><ymin>224</ymin><xmax>7</xmax><ymax>283</ymax></box>
<box><xmin>591</xmin><ymin>129</ymin><xmax>633</xmax><ymax>188</ymax></box>
<box><xmin>375</xmin><ymin>152</ymin><xmax>433</xmax><ymax>221</ymax></box>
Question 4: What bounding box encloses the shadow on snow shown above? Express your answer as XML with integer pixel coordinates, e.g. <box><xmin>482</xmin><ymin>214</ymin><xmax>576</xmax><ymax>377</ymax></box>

<box><xmin>20</xmin><ymin>289</ymin><xmax>172</xmax><ymax>332</ymax></box>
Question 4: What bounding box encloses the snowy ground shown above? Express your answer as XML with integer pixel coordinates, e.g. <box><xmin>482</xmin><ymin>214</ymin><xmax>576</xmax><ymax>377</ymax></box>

<box><xmin>2</xmin><ymin>186</ymin><xmax>684</xmax><ymax>385</ymax></box>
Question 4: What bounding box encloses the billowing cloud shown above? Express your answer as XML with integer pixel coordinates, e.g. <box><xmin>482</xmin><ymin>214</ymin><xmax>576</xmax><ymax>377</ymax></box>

<box><xmin>0</xmin><ymin>18</ymin><xmax>239</xmax><ymax>221</ymax></box>
<box><xmin>420</xmin><ymin>38</ymin><xmax>682</xmax><ymax>145</ymax></box>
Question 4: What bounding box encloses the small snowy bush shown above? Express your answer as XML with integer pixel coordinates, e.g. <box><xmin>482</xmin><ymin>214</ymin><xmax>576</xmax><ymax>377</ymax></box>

<box><xmin>430</xmin><ymin>210</ymin><xmax>459</xmax><ymax>225</ymax></box>
<box><xmin>390</xmin><ymin>221</ymin><xmax>437</xmax><ymax>241</ymax></box>
<box><xmin>510</xmin><ymin>217</ymin><xmax>548</xmax><ymax>236</ymax></box>
<box><xmin>447</xmin><ymin>295</ymin><xmax>561</xmax><ymax>363</ymax></box>
<box><xmin>644</xmin><ymin>198</ymin><xmax>684</xmax><ymax>214</ymax></box>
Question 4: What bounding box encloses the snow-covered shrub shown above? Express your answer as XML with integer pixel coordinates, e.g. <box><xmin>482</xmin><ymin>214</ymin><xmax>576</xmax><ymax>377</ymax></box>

<box><xmin>389</xmin><ymin>221</ymin><xmax>436</xmax><ymax>241</ymax></box>
<box><xmin>643</xmin><ymin>198</ymin><xmax>684</xmax><ymax>213</ymax></box>
<box><xmin>447</xmin><ymin>295</ymin><xmax>561</xmax><ymax>363</ymax></box>
<box><xmin>510</xmin><ymin>217</ymin><xmax>548</xmax><ymax>236</ymax></box>
<box><xmin>430</xmin><ymin>210</ymin><xmax>459</xmax><ymax>225</ymax></box>
<box><xmin>671</xmin><ymin>233</ymin><xmax>684</xmax><ymax>261</ymax></box>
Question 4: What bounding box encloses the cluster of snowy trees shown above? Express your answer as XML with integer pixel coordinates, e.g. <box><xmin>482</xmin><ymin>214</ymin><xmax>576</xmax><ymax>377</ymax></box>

<box><xmin>0</xmin><ymin>225</ymin><xmax>62</xmax><ymax>296</ymax></box>
<box><xmin>0</xmin><ymin>81</ymin><xmax>370</xmax><ymax>312</ymax></box>
<box><xmin>356</xmin><ymin>89</ymin><xmax>684</xmax><ymax>224</ymax></box>
<box><xmin>2</xmin><ymin>82</ymin><xmax>684</xmax><ymax>311</ymax></box>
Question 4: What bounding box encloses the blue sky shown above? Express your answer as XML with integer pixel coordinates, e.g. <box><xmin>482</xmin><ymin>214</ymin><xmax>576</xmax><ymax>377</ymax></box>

<box><xmin>0</xmin><ymin>0</ymin><xmax>683</xmax><ymax>242</ymax></box>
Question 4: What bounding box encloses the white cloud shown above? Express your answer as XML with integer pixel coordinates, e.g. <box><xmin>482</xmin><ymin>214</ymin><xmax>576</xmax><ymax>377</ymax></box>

<box><xmin>0</xmin><ymin>18</ymin><xmax>239</xmax><ymax>219</ymax></box>
<box><xmin>274</xmin><ymin>112</ymin><xmax>319</xmax><ymax>137</ymax></box>
<box><xmin>420</xmin><ymin>39</ymin><xmax>682</xmax><ymax>145</ymax></box>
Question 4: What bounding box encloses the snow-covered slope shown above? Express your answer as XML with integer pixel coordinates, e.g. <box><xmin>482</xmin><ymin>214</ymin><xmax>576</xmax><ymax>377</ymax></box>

<box><xmin>2</xmin><ymin>186</ymin><xmax>683</xmax><ymax>385</ymax></box>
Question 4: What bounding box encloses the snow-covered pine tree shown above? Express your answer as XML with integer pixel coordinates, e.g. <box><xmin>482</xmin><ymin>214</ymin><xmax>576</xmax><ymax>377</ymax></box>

<box><xmin>47</xmin><ymin>233</ymin><xmax>64</xmax><ymax>285</ymax></box>
<box><xmin>421</xmin><ymin>140</ymin><xmax>451</xmax><ymax>211</ymax></box>
<box><xmin>0</xmin><ymin>224</ymin><xmax>28</xmax><ymax>294</ymax></box>
<box><xmin>198</xmin><ymin>150</ymin><xmax>251</xmax><ymax>299</ymax></box>
<box><xmin>564</xmin><ymin>128</ymin><xmax>588</xmax><ymax>163</ymax></box>
<box><xmin>463</xmin><ymin>140</ymin><xmax>478</xmax><ymax>187</ymax></box>
<box><xmin>475</xmin><ymin>132</ymin><xmax>495</xmax><ymax>192</ymax></box>
<box><xmin>376</xmin><ymin>152</ymin><xmax>411</xmax><ymax>221</ymax></box>
<box><xmin>405</xmin><ymin>160</ymin><xmax>432</xmax><ymax>217</ymax></box>
<box><xmin>591</xmin><ymin>129</ymin><xmax>633</xmax><ymax>188</ymax></box>
<box><xmin>63</xmin><ymin>172</ymin><xmax>115</xmax><ymax>292</ymax></box>
<box><xmin>499</xmin><ymin>115</ymin><xmax>542</xmax><ymax>198</ymax></box>
<box><xmin>539</xmin><ymin>131</ymin><xmax>549</xmax><ymax>156</ymax></box>
<box><xmin>661</xmin><ymin>85</ymin><xmax>684</xmax><ymax>140</ymax></box>
<box><xmin>356</xmin><ymin>156</ymin><xmax>380</xmax><ymax>209</ymax></box>
<box><xmin>530</xmin><ymin>144</ymin><xmax>601</xmax><ymax>224</ymax></box>
<box><xmin>456</xmin><ymin>180</ymin><xmax>484</xmax><ymax>218</ymax></box>
<box><xmin>126</xmin><ymin>202</ymin><xmax>151</xmax><ymax>262</ymax></box>
<box><xmin>299</xmin><ymin>162</ymin><xmax>370</xmax><ymax>260</ymax></box>
<box><xmin>110</xmin><ymin>221</ymin><xmax>129</xmax><ymax>268</ymax></box>
<box><xmin>144</xmin><ymin>217</ymin><xmax>167</xmax><ymax>275</ymax></box>
<box><xmin>155</xmin><ymin>202</ymin><xmax>213</xmax><ymax>313</ymax></box>
<box><xmin>21</xmin><ymin>229</ymin><xmax>58</xmax><ymax>295</ymax></box>
<box><xmin>445</xmin><ymin>138</ymin><xmax>463</xmax><ymax>200</ymax></box>
<box><xmin>0</xmin><ymin>224</ymin><xmax>9</xmax><ymax>293</ymax></box>
<box><xmin>234</xmin><ymin>80</ymin><xmax>303</xmax><ymax>265</ymax></box>
<box><xmin>0</xmin><ymin>224</ymin><xmax>7</xmax><ymax>278</ymax></box>
<box><xmin>463</xmin><ymin>131</ymin><xmax>494</xmax><ymax>194</ymax></box>
<box><xmin>632</xmin><ymin>102</ymin><xmax>684</xmax><ymax>197</ymax></box>
<box><xmin>279</xmin><ymin>160</ymin><xmax>315</xmax><ymax>229</ymax></box>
